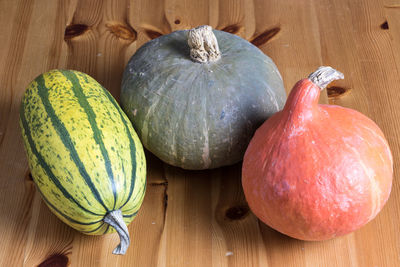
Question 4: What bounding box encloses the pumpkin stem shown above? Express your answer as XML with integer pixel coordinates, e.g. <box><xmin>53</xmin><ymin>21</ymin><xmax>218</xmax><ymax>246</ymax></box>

<box><xmin>103</xmin><ymin>210</ymin><xmax>130</xmax><ymax>255</ymax></box>
<box><xmin>188</xmin><ymin>25</ymin><xmax>221</xmax><ymax>63</ymax></box>
<box><xmin>308</xmin><ymin>66</ymin><xmax>344</xmax><ymax>89</ymax></box>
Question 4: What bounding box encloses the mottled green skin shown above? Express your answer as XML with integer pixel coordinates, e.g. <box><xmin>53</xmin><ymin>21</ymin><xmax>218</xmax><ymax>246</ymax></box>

<box><xmin>121</xmin><ymin>29</ymin><xmax>286</xmax><ymax>170</ymax></box>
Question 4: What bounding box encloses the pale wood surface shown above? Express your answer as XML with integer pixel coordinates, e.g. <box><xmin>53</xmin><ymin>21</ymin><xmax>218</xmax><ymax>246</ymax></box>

<box><xmin>0</xmin><ymin>0</ymin><xmax>399</xmax><ymax>266</ymax></box>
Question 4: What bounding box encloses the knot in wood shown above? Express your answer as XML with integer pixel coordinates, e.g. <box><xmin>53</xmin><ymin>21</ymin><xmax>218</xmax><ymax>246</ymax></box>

<box><xmin>64</xmin><ymin>24</ymin><xmax>89</xmax><ymax>40</ymax></box>
<box><xmin>225</xmin><ymin>205</ymin><xmax>249</xmax><ymax>220</ymax></box>
<box><xmin>106</xmin><ymin>23</ymin><xmax>137</xmax><ymax>42</ymax></box>
<box><xmin>38</xmin><ymin>253</ymin><xmax>69</xmax><ymax>267</ymax></box>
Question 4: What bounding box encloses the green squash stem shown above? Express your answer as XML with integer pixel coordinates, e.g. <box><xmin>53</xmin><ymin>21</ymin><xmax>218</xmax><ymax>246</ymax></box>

<box><xmin>188</xmin><ymin>25</ymin><xmax>221</xmax><ymax>63</ymax></box>
<box><xmin>104</xmin><ymin>210</ymin><xmax>130</xmax><ymax>255</ymax></box>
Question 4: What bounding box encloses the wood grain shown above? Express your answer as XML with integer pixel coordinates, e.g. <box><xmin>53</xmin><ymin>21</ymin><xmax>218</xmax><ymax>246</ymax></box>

<box><xmin>0</xmin><ymin>0</ymin><xmax>399</xmax><ymax>266</ymax></box>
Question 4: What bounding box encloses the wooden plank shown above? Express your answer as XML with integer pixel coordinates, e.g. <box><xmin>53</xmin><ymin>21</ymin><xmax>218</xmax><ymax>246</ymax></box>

<box><xmin>0</xmin><ymin>0</ymin><xmax>399</xmax><ymax>266</ymax></box>
<box><xmin>315</xmin><ymin>1</ymin><xmax>400</xmax><ymax>265</ymax></box>
<box><xmin>252</xmin><ymin>0</ymin><xmax>329</xmax><ymax>103</ymax></box>
<box><xmin>0</xmin><ymin>0</ymin><xmax>71</xmax><ymax>266</ymax></box>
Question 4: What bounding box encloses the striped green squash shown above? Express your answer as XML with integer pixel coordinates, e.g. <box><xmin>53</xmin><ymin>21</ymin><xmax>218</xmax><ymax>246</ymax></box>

<box><xmin>19</xmin><ymin>70</ymin><xmax>146</xmax><ymax>255</ymax></box>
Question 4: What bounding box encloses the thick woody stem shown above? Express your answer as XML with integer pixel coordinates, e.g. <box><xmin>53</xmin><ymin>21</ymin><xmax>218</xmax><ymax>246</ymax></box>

<box><xmin>188</xmin><ymin>25</ymin><xmax>221</xmax><ymax>63</ymax></box>
<box><xmin>308</xmin><ymin>66</ymin><xmax>344</xmax><ymax>90</ymax></box>
<box><xmin>103</xmin><ymin>210</ymin><xmax>130</xmax><ymax>255</ymax></box>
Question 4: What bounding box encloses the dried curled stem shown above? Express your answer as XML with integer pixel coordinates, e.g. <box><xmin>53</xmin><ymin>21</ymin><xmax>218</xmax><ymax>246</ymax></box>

<box><xmin>103</xmin><ymin>210</ymin><xmax>130</xmax><ymax>255</ymax></box>
<box><xmin>308</xmin><ymin>66</ymin><xmax>344</xmax><ymax>90</ymax></box>
<box><xmin>188</xmin><ymin>25</ymin><xmax>221</xmax><ymax>63</ymax></box>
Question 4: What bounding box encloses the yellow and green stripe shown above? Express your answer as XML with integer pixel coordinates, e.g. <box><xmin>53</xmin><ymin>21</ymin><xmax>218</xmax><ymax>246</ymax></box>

<box><xmin>20</xmin><ymin>69</ymin><xmax>146</xmax><ymax>234</ymax></box>
<box><xmin>36</xmin><ymin>74</ymin><xmax>110</xmax><ymax>211</ymax></box>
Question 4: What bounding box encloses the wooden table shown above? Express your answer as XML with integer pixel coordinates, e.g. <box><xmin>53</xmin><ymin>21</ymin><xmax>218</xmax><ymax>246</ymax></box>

<box><xmin>1</xmin><ymin>0</ymin><xmax>400</xmax><ymax>266</ymax></box>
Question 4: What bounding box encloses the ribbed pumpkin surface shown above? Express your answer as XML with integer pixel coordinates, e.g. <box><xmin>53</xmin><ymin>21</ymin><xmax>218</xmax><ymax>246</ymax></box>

<box><xmin>121</xmin><ymin>29</ymin><xmax>286</xmax><ymax>170</ymax></box>
<box><xmin>20</xmin><ymin>70</ymin><xmax>146</xmax><ymax>235</ymax></box>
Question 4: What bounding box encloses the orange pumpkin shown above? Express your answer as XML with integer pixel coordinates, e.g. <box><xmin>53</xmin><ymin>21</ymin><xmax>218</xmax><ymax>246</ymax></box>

<box><xmin>242</xmin><ymin>66</ymin><xmax>393</xmax><ymax>240</ymax></box>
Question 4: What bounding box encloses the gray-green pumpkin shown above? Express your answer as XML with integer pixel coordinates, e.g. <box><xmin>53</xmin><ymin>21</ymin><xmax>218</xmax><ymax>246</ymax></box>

<box><xmin>121</xmin><ymin>25</ymin><xmax>286</xmax><ymax>170</ymax></box>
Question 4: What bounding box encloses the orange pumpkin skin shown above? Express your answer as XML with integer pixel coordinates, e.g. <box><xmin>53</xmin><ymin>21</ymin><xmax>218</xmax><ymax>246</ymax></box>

<box><xmin>242</xmin><ymin>76</ymin><xmax>393</xmax><ymax>241</ymax></box>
